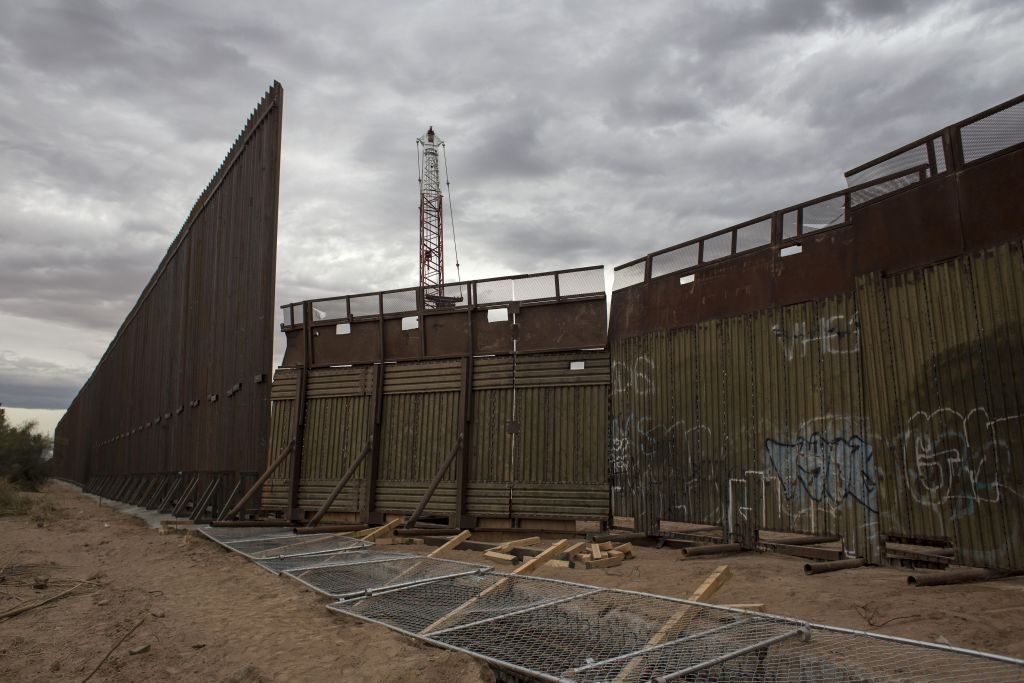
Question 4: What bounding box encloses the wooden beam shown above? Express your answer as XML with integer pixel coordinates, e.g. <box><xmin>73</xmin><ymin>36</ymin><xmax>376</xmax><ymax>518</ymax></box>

<box><xmin>590</xmin><ymin>542</ymin><xmax>604</xmax><ymax>560</ymax></box>
<box><xmin>560</xmin><ymin>541</ymin><xmax>587</xmax><ymax>560</ymax></box>
<box><xmin>511</xmin><ymin>539</ymin><xmax>570</xmax><ymax>577</ymax></box>
<box><xmin>613</xmin><ymin>565</ymin><xmax>732</xmax><ymax>682</ymax></box>
<box><xmin>422</xmin><ymin>538</ymin><xmax>572</xmax><ymax>635</ymax></box>
<box><xmin>360</xmin><ymin>518</ymin><xmax>402</xmax><ymax>541</ymax></box>
<box><xmin>428</xmin><ymin>530</ymin><xmax>471</xmax><ymax>558</ymax></box>
<box><xmin>492</xmin><ymin>536</ymin><xmax>541</xmax><ymax>553</ymax></box>
<box><xmin>483</xmin><ymin>551</ymin><xmax>519</xmax><ymax>565</ymax></box>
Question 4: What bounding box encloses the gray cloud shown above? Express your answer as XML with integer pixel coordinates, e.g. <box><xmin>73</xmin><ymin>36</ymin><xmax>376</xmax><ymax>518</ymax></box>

<box><xmin>1</xmin><ymin>0</ymin><xmax>1022</xmax><ymax>412</ymax></box>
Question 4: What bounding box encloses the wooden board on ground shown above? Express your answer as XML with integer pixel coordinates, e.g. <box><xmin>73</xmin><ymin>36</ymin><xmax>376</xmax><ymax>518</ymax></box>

<box><xmin>483</xmin><ymin>551</ymin><xmax>519</xmax><ymax>565</ymax></box>
<box><xmin>491</xmin><ymin>536</ymin><xmax>540</xmax><ymax>553</ymax></box>
<box><xmin>361</xmin><ymin>518</ymin><xmax>402</xmax><ymax>541</ymax></box>
<box><xmin>428</xmin><ymin>530</ymin><xmax>471</xmax><ymax>558</ymax></box>
<box><xmin>613</xmin><ymin>564</ymin><xmax>732</xmax><ymax>682</ymax></box>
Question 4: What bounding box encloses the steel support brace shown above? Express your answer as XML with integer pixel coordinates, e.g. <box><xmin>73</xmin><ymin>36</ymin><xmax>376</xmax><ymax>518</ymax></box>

<box><xmin>172</xmin><ymin>476</ymin><xmax>200</xmax><ymax>518</ymax></box>
<box><xmin>217</xmin><ymin>478</ymin><xmax>243</xmax><ymax>521</ymax></box>
<box><xmin>454</xmin><ymin>354</ymin><xmax>474</xmax><ymax>529</ymax></box>
<box><xmin>307</xmin><ymin>436</ymin><xmax>373</xmax><ymax>527</ymax></box>
<box><xmin>363</xmin><ymin>361</ymin><xmax>384</xmax><ymax>525</ymax></box>
<box><xmin>190</xmin><ymin>477</ymin><xmax>221</xmax><ymax>521</ymax></box>
<box><xmin>287</xmin><ymin>301</ymin><xmax>313</xmax><ymax>521</ymax></box>
<box><xmin>158</xmin><ymin>474</ymin><xmax>183</xmax><ymax>513</ymax></box>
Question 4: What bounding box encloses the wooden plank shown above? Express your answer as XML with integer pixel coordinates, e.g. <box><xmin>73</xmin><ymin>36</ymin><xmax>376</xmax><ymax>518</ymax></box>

<box><xmin>511</xmin><ymin>539</ymin><xmax>571</xmax><ymax>577</ymax></box>
<box><xmin>428</xmin><ymin>530</ymin><xmax>471</xmax><ymax>558</ymax></box>
<box><xmin>613</xmin><ymin>565</ymin><xmax>732</xmax><ymax>682</ymax></box>
<box><xmin>361</xmin><ymin>518</ymin><xmax>402</xmax><ymax>541</ymax></box>
<box><xmin>483</xmin><ymin>551</ymin><xmax>519</xmax><ymax>564</ymax></box>
<box><xmin>423</xmin><ymin>539</ymin><xmax>571</xmax><ymax>635</ymax></box>
<box><xmin>612</xmin><ymin>542</ymin><xmax>634</xmax><ymax>558</ymax></box>
<box><xmin>584</xmin><ymin>556</ymin><xmax>623</xmax><ymax>569</ymax></box>
<box><xmin>590</xmin><ymin>542</ymin><xmax>604</xmax><ymax>560</ymax></box>
<box><xmin>560</xmin><ymin>541</ymin><xmax>587</xmax><ymax>560</ymax></box>
<box><xmin>491</xmin><ymin>536</ymin><xmax>541</xmax><ymax>553</ymax></box>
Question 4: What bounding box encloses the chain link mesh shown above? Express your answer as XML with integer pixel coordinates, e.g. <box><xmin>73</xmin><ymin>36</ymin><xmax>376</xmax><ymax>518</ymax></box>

<box><xmin>557</xmin><ymin>268</ymin><xmax>605</xmax><ymax>297</ymax></box>
<box><xmin>849</xmin><ymin>169</ymin><xmax>921</xmax><ymax>207</ymax></box>
<box><xmin>286</xmin><ymin>556</ymin><xmax>491</xmax><ymax>599</ymax></box>
<box><xmin>348</xmin><ymin>294</ymin><xmax>380</xmax><ymax>317</ymax></box>
<box><xmin>310</xmin><ymin>298</ymin><xmax>347</xmax><ymax>321</ymax></box>
<box><xmin>846</xmin><ymin>142</ymin><xmax>931</xmax><ymax>186</ymax></box>
<box><xmin>224</xmin><ymin>533</ymin><xmax>373</xmax><ymax>560</ymax></box>
<box><xmin>961</xmin><ymin>99</ymin><xmax>1024</xmax><ymax>164</ymax></box>
<box><xmin>329</xmin><ymin>574</ymin><xmax>1024</xmax><ymax>682</ymax></box>
<box><xmin>734</xmin><ymin>219</ymin><xmax>772</xmax><ymax>254</ymax></box>
<box><xmin>613</xmin><ymin>261</ymin><xmax>647</xmax><ymax>290</ymax></box>
<box><xmin>257</xmin><ymin>550</ymin><xmax>415</xmax><ymax>575</ymax></box>
<box><xmin>701</xmin><ymin>232</ymin><xmax>732</xmax><ymax>263</ymax></box>
<box><xmin>651</xmin><ymin>244</ymin><xmax>698</xmax><ymax>279</ymax></box>
<box><xmin>381</xmin><ymin>289</ymin><xmax>418</xmax><ymax>315</ymax></box>
<box><xmin>801</xmin><ymin>195</ymin><xmax>846</xmax><ymax>233</ymax></box>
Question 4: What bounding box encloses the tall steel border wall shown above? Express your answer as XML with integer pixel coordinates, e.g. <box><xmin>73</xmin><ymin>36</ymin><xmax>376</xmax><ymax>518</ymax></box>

<box><xmin>608</xmin><ymin>93</ymin><xmax>1024</xmax><ymax>569</ymax></box>
<box><xmin>265</xmin><ymin>267</ymin><xmax>611</xmax><ymax>526</ymax></box>
<box><xmin>51</xmin><ymin>82</ymin><xmax>284</xmax><ymax>515</ymax></box>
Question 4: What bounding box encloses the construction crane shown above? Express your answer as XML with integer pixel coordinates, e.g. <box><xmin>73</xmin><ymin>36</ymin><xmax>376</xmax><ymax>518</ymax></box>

<box><xmin>417</xmin><ymin>126</ymin><xmax>461</xmax><ymax>307</ymax></box>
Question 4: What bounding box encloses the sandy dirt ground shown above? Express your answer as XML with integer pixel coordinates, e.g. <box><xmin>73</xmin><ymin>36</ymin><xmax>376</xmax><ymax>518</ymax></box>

<box><xmin>0</xmin><ymin>483</ymin><xmax>491</xmax><ymax>682</ymax></box>
<box><xmin>2</xmin><ymin>483</ymin><xmax>1023</xmax><ymax>682</ymax></box>
<box><xmin>390</xmin><ymin>534</ymin><xmax>1024</xmax><ymax>661</ymax></box>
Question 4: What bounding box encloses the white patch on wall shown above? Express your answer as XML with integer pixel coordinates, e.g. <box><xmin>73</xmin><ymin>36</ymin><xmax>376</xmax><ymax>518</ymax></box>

<box><xmin>679</xmin><ymin>274</ymin><xmax>695</xmax><ymax>285</ymax></box>
<box><xmin>570</xmin><ymin>361</ymin><xmax>585</xmax><ymax>371</ymax></box>
<box><xmin>402</xmin><ymin>316</ymin><xmax>419</xmax><ymax>331</ymax></box>
<box><xmin>487</xmin><ymin>307</ymin><xmax>509</xmax><ymax>323</ymax></box>
<box><xmin>781</xmin><ymin>245</ymin><xmax>803</xmax><ymax>257</ymax></box>
<box><xmin>336</xmin><ymin>323</ymin><xmax>351</xmax><ymax>335</ymax></box>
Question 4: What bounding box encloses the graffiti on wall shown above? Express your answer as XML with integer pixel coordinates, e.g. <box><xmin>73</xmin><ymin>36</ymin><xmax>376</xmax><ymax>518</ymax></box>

<box><xmin>771</xmin><ymin>314</ymin><xmax>860</xmax><ymax>361</ymax></box>
<box><xmin>764</xmin><ymin>430</ymin><xmax>878</xmax><ymax>514</ymax></box>
<box><xmin>902</xmin><ymin>407</ymin><xmax>1022</xmax><ymax>519</ymax></box>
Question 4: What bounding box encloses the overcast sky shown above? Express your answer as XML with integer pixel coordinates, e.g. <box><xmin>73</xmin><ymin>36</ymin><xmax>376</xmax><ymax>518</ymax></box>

<box><xmin>1</xmin><ymin>0</ymin><xmax>1022</xmax><ymax>433</ymax></box>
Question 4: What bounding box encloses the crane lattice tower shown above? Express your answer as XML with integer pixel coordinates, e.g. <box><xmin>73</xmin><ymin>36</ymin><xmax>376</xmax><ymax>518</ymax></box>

<box><xmin>417</xmin><ymin>126</ymin><xmax>445</xmax><ymax>303</ymax></box>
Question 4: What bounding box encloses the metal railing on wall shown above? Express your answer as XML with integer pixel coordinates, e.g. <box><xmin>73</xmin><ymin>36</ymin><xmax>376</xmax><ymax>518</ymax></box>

<box><xmin>613</xmin><ymin>92</ymin><xmax>1024</xmax><ymax>292</ymax></box>
<box><xmin>280</xmin><ymin>265</ymin><xmax>606</xmax><ymax>329</ymax></box>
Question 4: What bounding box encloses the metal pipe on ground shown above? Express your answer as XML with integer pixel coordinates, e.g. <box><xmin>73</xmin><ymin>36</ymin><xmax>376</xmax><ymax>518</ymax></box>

<box><xmin>768</xmin><ymin>534</ymin><xmax>841</xmax><ymax>547</ymax></box>
<box><xmin>804</xmin><ymin>558</ymin><xmax>866</xmax><ymax>575</ymax></box>
<box><xmin>908</xmin><ymin>568</ymin><xmax>1024</xmax><ymax>587</ymax></box>
<box><xmin>681</xmin><ymin>543</ymin><xmax>742</xmax><ymax>557</ymax></box>
<box><xmin>210</xmin><ymin>520</ymin><xmax>294</xmax><ymax>528</ymax></box>
<box><xmin>294</xmin><ymin>524</ymin><xmax>366</xmax><ymax>534</ymax></box>
<box><xmin>305</xmin><ymin>437</ymin><xmax>372</xmax><ymax>528</ymax></box>
<box><xmin>394</xmin><ymin>527</ymin><xmax>461</xmax><ymax>537</ymax></box>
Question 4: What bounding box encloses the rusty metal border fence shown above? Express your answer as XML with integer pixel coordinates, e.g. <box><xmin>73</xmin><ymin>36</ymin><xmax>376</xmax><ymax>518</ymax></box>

<box><xmin>51</xmin><ymin>82</ymin><xmax>284</xmax><ymax>519</ymax></box>
<box><xmin>607</xmin><ymin>92</ymin><xmax>1024</xmax><ymax>570</ymax></box>
<box><xmin>263</xmin><ymin>266</ymin><xmax>610</xmax><ymax>526</ymax></box>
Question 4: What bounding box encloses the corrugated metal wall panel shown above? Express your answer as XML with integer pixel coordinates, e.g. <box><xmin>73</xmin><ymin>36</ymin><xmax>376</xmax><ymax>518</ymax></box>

<box><xmin>262</xmin><ymin>352</ymin><xmax>610</xmax><ymax>522</ymax></box>
<box><xmin>860</xmin><ymin>241</ymin><xmax>1024</xmax><ymax>569</ymax></box>
<box><xmin>51</xmin><ymin>83</ymin><xmax>282</xmax><ymax>491</ymax></box>
<box><xmin>611</xmin><ymin>295</ymin><xmax>879</xmax><ymax>560</ymax></box>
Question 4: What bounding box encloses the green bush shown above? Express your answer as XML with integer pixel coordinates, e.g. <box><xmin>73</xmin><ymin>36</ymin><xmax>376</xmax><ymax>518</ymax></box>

<box><xmin>0</xmin><ymin>406</ymin><xmax>52</xmax><ymax>491</ymax></box>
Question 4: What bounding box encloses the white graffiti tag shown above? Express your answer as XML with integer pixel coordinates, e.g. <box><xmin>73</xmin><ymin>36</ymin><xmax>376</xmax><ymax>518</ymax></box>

<box><xmin>771</xmin><ymin>314</ymin><xmax>860</xmax><ymax>361</ymax></box>
<box><xmin>902</xmin><ymin>407</ymin><xmax>1022</xmax><ymax>517</ymax></box>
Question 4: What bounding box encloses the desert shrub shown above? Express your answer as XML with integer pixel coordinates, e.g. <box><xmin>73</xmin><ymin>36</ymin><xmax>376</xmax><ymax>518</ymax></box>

<box><xmin>0</xmin><ymin>406</ymin><xmax>52</xmax><ymax>491</ymax></box>
<box><xmin>0</xmin><ymin>479</ymin><xmax>31</xmax><ymax>515</ymax></box>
